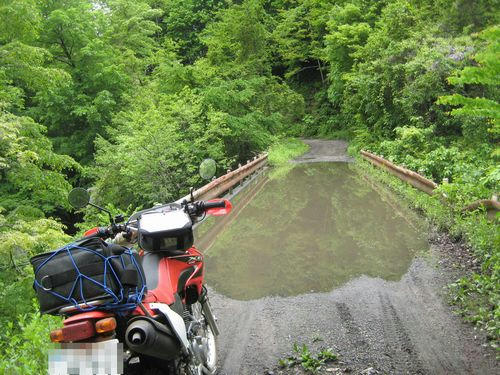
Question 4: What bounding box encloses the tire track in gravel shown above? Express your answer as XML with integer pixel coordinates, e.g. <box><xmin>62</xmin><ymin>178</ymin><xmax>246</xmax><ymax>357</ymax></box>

<box><xmin>379</xmin><ymin>293</ymin><xmax>425</xmax><ymax>374</ymax></box>
<box><xmin>335</xmin><ymin>302</ymin><xmax>370</xmax><ymax>350</ymax></box>
<box><xmin>218</xmin><ymin>302</ymin><xmax>258</xmax><ymax>374</ymax></box>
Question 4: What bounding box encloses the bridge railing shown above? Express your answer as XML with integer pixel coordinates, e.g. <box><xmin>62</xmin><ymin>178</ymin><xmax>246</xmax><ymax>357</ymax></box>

<box><xmin>175</xmin><ymin>153</ymin><xmax>268</xmax><ymax>204</ymax></box>
<box><xmin>360</xmin><ymin>150</ymin><xmax>437</xmax><ymax>195</ymax></box>
<box><xmin>360</xmin><ymin>150</ymin><xmax>499</xmax><ymax>216</ymax></box>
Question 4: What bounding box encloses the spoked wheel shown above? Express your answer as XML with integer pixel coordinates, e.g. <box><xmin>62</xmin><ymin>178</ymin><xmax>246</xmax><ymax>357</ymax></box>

<box><xmin>189</xmin><ymin>302</ymin><xmax>217</xmax><ymax>375</ymax></box>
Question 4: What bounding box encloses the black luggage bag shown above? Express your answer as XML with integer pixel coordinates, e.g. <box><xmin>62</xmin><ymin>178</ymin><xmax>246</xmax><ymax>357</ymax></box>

<box><xmin>30</xmin><ymin>237</ymin><xmax>146</xmax><ymax>315</ymax></box>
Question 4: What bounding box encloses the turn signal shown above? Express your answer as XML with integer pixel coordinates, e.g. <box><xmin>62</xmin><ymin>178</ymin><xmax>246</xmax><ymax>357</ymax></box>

<box><xmin>50</xmin><ymin>329</ymin><xmax>64</xmax><ymax>343</ymax></box>
<box><xmin>95</xmin><ymin>317</ymin><xmax>117</xmax><ymax>333</ymax></box>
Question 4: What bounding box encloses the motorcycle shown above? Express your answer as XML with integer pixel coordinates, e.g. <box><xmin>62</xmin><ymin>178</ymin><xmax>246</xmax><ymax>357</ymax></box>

<box><xmin>31</xmin><ymin>166</ymin><xmax>232</xmax><ymax>375</ymax></box>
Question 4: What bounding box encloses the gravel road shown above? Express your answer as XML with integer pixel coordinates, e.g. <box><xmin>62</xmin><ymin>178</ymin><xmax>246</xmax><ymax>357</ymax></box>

<box><xmin>293</xmin><ymin>139</ymin><xmax>354</xmax><ymax>163</ymax></box>
<box><xmin>208</xmin><ymin>140</ymin><xmax>497</xmax><ymax>375</ymax></box>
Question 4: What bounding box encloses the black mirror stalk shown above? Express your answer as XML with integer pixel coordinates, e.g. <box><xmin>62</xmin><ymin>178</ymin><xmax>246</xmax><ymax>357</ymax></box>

<box><xmin>88</xmin><ymin>202</ymin><xmax>114</xmax><ymax>224</ymax></box>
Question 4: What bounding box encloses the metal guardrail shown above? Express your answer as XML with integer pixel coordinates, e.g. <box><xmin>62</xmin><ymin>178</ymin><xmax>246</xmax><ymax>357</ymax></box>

<box><xmin>361</xmin><ymin>150</ymin><xmax>437</xmax><ymax>195</ymax></box>
<box><xmin>361</xmin><ymin>150</ymin><xmax>499</xmax><ymax>216</ymax></box>
<box><xmin>175</xmin><ymin>153</ymin><xmax>268</xmax><ymax>204</ymax></box>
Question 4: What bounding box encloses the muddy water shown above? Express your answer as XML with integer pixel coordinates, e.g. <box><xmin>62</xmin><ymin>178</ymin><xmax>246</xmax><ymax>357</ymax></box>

<box><xmin>196</xmin><ymin>163</ymin><xmax>429</xmax><ymax>300</ymax></box>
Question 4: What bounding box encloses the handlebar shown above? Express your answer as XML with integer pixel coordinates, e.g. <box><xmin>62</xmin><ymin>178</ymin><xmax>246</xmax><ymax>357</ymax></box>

<box><xmin>202</xmin><ymin>201</ymin><xmax>226</xmax><ymax>209</ymax></box>
<box><xmin>87</xmin><ymin>224</ymin><xmax>130</xmax><ymax>240</ymax></box>
<box><xmin>183</xmin><ymin>199</ymin><xmax>227</xmax><ymax>217</ymax></box>
<box><xmin>84</xmin><ymin>199</ymin><xmax>227</xmax><ymax>240</ymax></box>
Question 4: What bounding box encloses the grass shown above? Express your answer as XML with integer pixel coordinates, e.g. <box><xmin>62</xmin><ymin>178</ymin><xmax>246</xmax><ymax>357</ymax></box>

<box><xmin>268</xmin><ymin>138</ymin><xmax>309</xmax><ymax>166</ymax></box>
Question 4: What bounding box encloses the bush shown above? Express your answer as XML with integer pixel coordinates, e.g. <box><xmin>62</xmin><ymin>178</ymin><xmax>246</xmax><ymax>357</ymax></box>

<box><xmin>0</xmin><ymin>306</ymin><xmax>61</xmax><ymax>375</ymax></box>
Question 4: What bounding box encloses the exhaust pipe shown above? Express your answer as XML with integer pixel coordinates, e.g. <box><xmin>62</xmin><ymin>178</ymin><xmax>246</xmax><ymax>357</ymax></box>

<box><xmin>125</xmin><ymin>317</ymin><xmax>181</xmax><ymax>361</ymax></box>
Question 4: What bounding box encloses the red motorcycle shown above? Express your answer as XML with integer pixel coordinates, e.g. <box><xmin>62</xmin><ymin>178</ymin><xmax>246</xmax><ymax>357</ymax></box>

<box><xmin>31</xmin><ymin>186</ymin><xmax>232</xmax><ymax>375</ymax></box>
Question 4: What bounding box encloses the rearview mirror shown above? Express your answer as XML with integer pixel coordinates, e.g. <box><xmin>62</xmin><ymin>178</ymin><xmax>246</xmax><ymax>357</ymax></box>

<box><xmin>199</xmin><ymin>158</ymin><xmax>216</xmax><ymax>180</ymax></box>
<box><xmin>68</xmin><ymin>188</ymin><xmax>90</xmax><ymax>209</ymax></box>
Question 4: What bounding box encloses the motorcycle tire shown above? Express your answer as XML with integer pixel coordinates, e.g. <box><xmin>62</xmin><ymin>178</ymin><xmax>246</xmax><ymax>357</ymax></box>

<box><xmin>190</xmin><ymin>301</ymin><xmax>217</xmax><ymax>375</ymax></box>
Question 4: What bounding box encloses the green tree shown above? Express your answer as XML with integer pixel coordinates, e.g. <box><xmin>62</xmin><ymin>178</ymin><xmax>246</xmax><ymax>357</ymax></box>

<box><xmin>152</xmin><ymin>0</ymin><xmax>227</xmax><ymax>64</ymax></box>
<box><xmin>202</xmin><ymin>0</ymin><xmax>271</xmax><ymax>77</ymax></box>
<box><xmin>0</xmin><ymin>111</ymin><xmax>77</xmax><ymax>214</ymax></box>
<box><xmin>272</xmin><ymin>0</ymin><xmax>332</xmax><ymax>81</ymax></box>
<box><xmin>0</xmin><ymin>0</ymin><xmax>69</xmax><ymax>113</ymax></box>
<box><xmin>438</xmin><ymin>26</ymin><xmax>500</xmax><ymax>139</ymax></box>
<box><xmin>30</xmin><ymin>0</ymin><xmax>161</xmax><ymax>163</ymax></box>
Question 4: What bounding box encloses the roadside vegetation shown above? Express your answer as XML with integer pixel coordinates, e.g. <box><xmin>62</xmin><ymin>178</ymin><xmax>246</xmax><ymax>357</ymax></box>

<box><xmin>268</xmin><ymin>138</ymin><xmax>310</xmax><ymax>166</ymax></box>
<box><xmin>0</xmin><ymin>0</ymin><xmax>498</xmax><ymax>371</ymax></box>
<box><xmin>279</xmin><ymin>343</ymin><xmax>338</xmax><ymax>374</ymax></box>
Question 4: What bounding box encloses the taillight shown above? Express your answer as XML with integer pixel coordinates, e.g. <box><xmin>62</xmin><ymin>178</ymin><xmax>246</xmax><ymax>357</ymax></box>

<box><xmin>95</xmin><ymin>317</ymin><xmax>117</xmax><ymax>334</ymax></box>
<box><xmin>50</xmin><ymin>320</ymin><xmax>96</xmax><ymax>343</ymax></box>
<box><xmin>50</xmin><ymin>329</ymin><xmax>64</xmax><ymax>343</ymax></box>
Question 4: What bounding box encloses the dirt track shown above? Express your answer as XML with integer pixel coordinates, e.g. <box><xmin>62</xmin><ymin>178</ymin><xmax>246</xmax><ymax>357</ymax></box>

<box><xmin>293</xmin><ymin>139</ymin><xmax>354</xmax><ymax>163</ymax></box>
<box><xmin>208</xmin><ymin>140</ymin><xmax>497</xmax><ymax>374</ymax></box>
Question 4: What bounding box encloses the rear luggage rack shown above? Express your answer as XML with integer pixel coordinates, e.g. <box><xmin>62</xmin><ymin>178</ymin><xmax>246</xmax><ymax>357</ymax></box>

<box><xmin>59</xmin><ymin>299</ymin><xmax>110</xmax><ymax>314</ymax></box>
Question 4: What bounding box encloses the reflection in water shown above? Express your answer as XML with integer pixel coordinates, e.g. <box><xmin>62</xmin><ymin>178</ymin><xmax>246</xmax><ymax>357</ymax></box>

<box><xmin>197</xmin><ymin>163</ymin><xmax>428</xmax><ymax>300</ymax></box>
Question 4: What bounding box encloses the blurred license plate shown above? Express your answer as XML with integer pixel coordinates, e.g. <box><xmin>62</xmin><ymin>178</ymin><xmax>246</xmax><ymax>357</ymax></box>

<box><xmin>48</xmin><ymin>340</ymin><xmax>123</xmax><ymax>375</ymax></box>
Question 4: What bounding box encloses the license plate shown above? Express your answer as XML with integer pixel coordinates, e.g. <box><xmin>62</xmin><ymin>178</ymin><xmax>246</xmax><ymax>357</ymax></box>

<box><xmin>48</xmin><ymin>340</ymin><xmax>123</xmax><ymax>375</ymax></box>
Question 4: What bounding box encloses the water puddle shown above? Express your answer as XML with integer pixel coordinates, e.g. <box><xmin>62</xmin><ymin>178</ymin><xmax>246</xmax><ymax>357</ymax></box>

<box><xmin>196</xmin><ymin>162</ymin><xmax>428</xmax><ymax>300</ymax></box>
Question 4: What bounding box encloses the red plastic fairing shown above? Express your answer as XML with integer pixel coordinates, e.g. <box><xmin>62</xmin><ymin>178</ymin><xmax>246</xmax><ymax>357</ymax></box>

<box><xmin>206</xmin><ymin>199</ymin><xmax>232</xmax><ymax>216</ymax></box>
<box><xmin>140</xmin><ymin>246</ymin><xmax>205</xmax><ymax>309</ymax></box>
<box><xmin>180</xmin><ymin>247</ymin><xmax>204</xmax><ymax>296</ymax></box>
<box><xmin>144</xmin><ymin>257</ymin><xmax>175</xmax><ymax>305</ymax></box>
<box><xmin>83</xmin><ymin>227</ymin><xmax>99</xmax><ymax>237</ymax></box>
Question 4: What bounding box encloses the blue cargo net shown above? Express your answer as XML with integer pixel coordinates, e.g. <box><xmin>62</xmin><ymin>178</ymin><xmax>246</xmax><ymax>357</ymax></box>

<box><xmin>33</xmin><ymin>243</ymin><xmax>146</xmax><ymax>313</ymax></box>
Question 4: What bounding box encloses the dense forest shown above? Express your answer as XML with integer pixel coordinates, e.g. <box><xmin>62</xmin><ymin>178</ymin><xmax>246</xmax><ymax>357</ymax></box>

<box><xmin>0</xmin><ymin>0</ymin><xmax>498</xmax><ymax>371</ymax></box>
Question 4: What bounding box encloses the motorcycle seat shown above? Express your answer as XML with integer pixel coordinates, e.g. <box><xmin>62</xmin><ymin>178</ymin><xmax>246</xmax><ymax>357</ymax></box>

<box><xmin>141</xmin><ymin>252</ymin><xmax>162</xmax><ymax>290</ymax></box>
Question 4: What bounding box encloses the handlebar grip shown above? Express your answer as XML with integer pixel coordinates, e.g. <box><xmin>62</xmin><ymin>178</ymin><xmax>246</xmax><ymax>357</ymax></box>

<box><xmin>98</xmin><ymin>227</ymin><xmax>111</xmax><ymax>238</ymax></box>
<box><xmin>203</xmin><ymin>201</ymin><xmax>226</xmax><ymax>210</ymax></box>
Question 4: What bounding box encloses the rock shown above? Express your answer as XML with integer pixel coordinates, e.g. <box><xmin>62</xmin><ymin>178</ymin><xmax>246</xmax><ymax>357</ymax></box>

<box><xmin>360</xmin><ymin>367</ymin><xmax>379</xmax><ymax>375</ymax></box>
<box><xmin>326</xmin><ymin>368</ymin><xmax>340</xmax><ymax>373</ymax></box>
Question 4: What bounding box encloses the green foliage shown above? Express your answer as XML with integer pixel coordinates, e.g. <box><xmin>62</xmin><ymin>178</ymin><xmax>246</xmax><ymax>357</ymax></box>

<box><xmin>0</xmin><ymin>307</ymin><xmax>61</xmax><ymax>375</ymax></box>
<box><xmin>93</xmin><ymin>0</ymin><xmax>304</xmax><ymax>209</ymax></box>
<box><xmin>268</xmin><ymin>138</ymin><xmax>309</xmax><ymax>166</ymax></box>
<box><xmin>93</xmin><ymin>87</ymin><xmax>224</xmax><ymax>208</ymax></box>
<box><xmin>0</xmin><ymin>0</ymin><xmax>499</xmax><ymax>366</ymax></box>
<box><xmin>0</xmin><ymin>0</ymin><xmax>69</xmax><ymax>113</ymax></box>
<box><xmin>202</xmin><ymin>0</ymin><xmax>271</xmax><ymax>76</ymax></box>
<box><xmin>272</xmin><ymin>0</ymin><xmax>331</xmax><ymax>79</ymax></box>
<box><xmin>279</xmin><ymin>343</ymin><xmax>338</xmax><ymax>373</ymax></box>
<box><xmin>438</xmin><ymin>26</ymin><xmax>500</xmax><ymax>138</ymax></box>
<box><xmin>155</xmin><ymin>0</ymin><xmax>227</xmax><ymax>64</ymax></box>
<box><xmin>28</xmin><ymin>0</ymin><xmax>162</xmax><ymax>163</ymax></box>
<box><xmin>0</xmin><ymin>111</ymin><xmax>77</xmax><ymax>214</ymax></box>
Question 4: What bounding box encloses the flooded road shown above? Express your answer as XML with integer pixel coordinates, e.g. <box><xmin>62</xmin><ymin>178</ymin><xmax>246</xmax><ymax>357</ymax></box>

<box><xmin>195</xmin><ymin>140</ymin><xmax>497</xmax><ymax>375</ymax></box>
<box><xmin>200</xmin><ymin>163</ymin><xmax>428</xmax><ymax>300</ymax></box>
